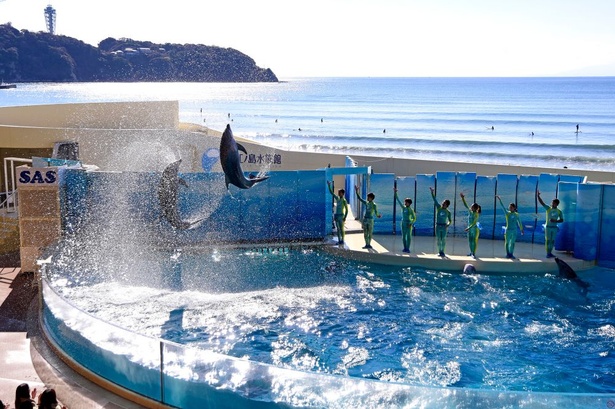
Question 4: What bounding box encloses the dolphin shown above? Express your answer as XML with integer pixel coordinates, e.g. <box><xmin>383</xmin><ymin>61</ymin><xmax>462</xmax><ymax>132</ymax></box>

<box><xmin>220</xmin><ymin>124</ymin><xmax>269</xmax><ymax>190</ymax></box>
<box><xmin>554</xmin><ymin>257</ymin><xmax>589</xmax><ymax>291</ymax></box>
<box><xmin>463</xmin><ymin>264</ymin><xmax>477</xmax><ymax>274</ymax></box>
<box><xmin>158</xmin><ymin>160</ymin><xmax>203</xmax><ymax>230</ymax></box>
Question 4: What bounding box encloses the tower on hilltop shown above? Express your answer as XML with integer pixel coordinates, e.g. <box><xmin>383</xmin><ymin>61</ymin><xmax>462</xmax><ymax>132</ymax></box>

<box><xmin>44</xmin><ymin>4</ymin><xmax>56</xmax><ymax>34</ymax></box>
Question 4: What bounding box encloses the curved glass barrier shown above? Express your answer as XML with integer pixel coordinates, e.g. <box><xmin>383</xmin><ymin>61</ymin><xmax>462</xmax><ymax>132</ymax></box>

<box><xmin>41</xmin><ymin>275</ymin><xmax>614</xmax><ymax>408</ymax></box>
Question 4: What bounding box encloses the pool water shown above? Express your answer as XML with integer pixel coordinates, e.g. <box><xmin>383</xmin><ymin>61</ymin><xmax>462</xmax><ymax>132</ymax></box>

<box><xmin>47</xmin><ymin>246</ymin><xmax>615</xmax><ymax>394</ymax></box>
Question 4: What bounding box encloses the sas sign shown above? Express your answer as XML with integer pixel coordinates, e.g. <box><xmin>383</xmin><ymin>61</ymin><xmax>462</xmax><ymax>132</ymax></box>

<box><xmin>17</xmin><ymin>168</ymin><xmax>58</xmax><ymax>186</ymax></box>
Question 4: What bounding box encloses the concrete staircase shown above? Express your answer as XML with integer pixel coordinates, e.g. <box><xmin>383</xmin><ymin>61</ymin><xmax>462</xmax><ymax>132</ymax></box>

<box><xmin>0</xmin><ymin>209</ymin><xmax>20</xmax><ymax>254</ymax></box>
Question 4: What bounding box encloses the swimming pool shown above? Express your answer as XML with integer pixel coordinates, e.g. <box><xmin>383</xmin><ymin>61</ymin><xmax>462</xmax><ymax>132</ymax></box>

<box><xmin>41</xmin><ymin>242</ymin><xmax>614</xmax><ymax>408</ymax></box>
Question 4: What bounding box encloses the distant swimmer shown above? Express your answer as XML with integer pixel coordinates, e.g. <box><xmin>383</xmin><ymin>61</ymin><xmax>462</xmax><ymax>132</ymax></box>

<box><xmin>383</xmin><ymin>129</ymin><xmax>386</xmax><ymax>133</ymax></box>
<box><xmin>321</xmin><ymin>118</ymin><xmax>324</xmax><ymax>122</ymax></box>
<box><xmin>491</xmin><ymin>126</ymin><xmax>494</xmax><ymax>130</ymax></box>
<box><xmin>275</xmin><ymin>119</ymin><xmax>278</xmax><ymax>123</ymax></box>
<box><xmin>576</xmin><ymin>124</ymin><xmax>580</xmax><ymax>133</ymax></box>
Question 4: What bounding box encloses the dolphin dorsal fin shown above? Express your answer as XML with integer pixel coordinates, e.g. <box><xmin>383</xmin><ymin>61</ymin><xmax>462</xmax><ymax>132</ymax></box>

<box><xmin>236</xmin><ymin>142</ymin><xmax>248</xmax><ymax>155</ymax></box>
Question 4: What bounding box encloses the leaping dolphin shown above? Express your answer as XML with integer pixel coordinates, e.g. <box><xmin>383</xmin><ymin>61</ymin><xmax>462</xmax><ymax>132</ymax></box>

<box><xmin>220</xmin><ymin>124</ymin><xmax>269</xmax><ymax>190</ymax></box>
<box><xmin>158</xmin><ymin>160</ymin><xmax>203</xmax><ymax>230</ymax></box>
<box><xmin>554</xmin><ymin>257</ymin><xmax>589</xmax><ymax>291</ymax></box>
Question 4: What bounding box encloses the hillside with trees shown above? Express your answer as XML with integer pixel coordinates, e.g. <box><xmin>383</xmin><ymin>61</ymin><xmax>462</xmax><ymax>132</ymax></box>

<box><xmin>0</xmin><ymin>24</ymin><xmax>278</xmax><ymax>83</ymax></box>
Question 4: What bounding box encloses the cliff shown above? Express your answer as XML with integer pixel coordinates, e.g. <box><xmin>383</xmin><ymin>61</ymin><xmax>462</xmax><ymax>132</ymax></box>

<box><xmin>0</xmin><ymin>24</ymin><xmax>278</xmax><ymax>83</ymax></box>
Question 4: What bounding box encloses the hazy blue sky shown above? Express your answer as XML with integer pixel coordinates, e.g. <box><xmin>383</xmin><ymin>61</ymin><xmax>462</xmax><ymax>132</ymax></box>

<box><xmin>2</xmin><ymin>0</ymin><xmax>615</xmax><ymax>78</ymax></box>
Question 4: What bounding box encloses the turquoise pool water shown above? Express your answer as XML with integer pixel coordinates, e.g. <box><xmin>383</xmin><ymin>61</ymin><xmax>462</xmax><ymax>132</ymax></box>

<box><xmin>46</xmin><ymin>246</ymin><xmax>614</xmax><ymax>396</ymax></box>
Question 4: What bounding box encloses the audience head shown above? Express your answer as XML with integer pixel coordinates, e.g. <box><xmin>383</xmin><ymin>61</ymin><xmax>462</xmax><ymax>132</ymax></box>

<box><xmin>39</xmin><ymin>388</ymin><xmax>59</xmax><ymax>409</ymax></box>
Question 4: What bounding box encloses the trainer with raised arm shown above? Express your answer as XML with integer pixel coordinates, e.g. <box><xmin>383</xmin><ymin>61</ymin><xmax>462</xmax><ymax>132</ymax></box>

<box><xmin>395</xmin><ymin>188</ymin><xmax>416</xmax><ymax>253</ymax></box>
<box><xmin>430</xmin><ymin>187</ymin><xmax>452</xmax><ymax>257</ymax></box>
<box><xmin>496</xmin><ymin>195</ymin><xmax>524</xmax><ymax>259</ymax></box>
<box><xmin>537</xmin><ymin>190</ymin><xmax>564</xmax><ymax>258</ymax></box>
<box><xmin>327</xmin><ymin>180</ymin><xmax>349</xmax><ymax>245</ymax></box>
<box><xmin>355</xmin><ymin>185</ymin><xmax>382</xmax><ymax>249</ymax></box>
<box><xmin>460</xmin><ymin>192</ymin><xmax>481</xmax><ymax>259</ymax></box>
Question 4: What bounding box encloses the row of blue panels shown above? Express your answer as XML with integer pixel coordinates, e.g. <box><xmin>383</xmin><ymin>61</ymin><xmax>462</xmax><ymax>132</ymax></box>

<box><xmin>349</xmin><ymin>172</ymin><xmax>583</xmax><ymax>243</ymax></box>
<box><xmin>345</xmin><ymin>171</ymin><xmax>615</xmax><ymax>266</ymax></box>
<box><xmin>57</xmin><ymin>167</ymin><xmax>613</xmax><ymax>266</ymax></box>
<box><xmin>60</xmin><ymin>169</ymin><xmax>330</xmax><ymax>244</ymax></box>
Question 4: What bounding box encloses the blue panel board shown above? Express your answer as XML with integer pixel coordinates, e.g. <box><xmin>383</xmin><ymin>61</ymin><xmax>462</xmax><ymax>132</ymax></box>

<box><xmin>179</xmin><ymin>172</ymin><xmax>242</xmax><ymax>241</ymax></box>
<box><xmin>538</xmin><ymin>173</ymin><xmax>559</xmax><ymax>198</ymax></box>
<box><xmin>350</xmin><ymin>174</ymin><xmax>369</xmax><ymax>223</ymax></box>
<box><xmin>435</xmin><ymin>171</ymin><xmax>457</xmax><ymax>233</ymax></box>
<box><xmin>266</xmin><ymin>172</ymin><xmax>298</xmax><ymax>240</ymax></box>
<box><xmin>516</xmin><ymin>175</ymin><xmax>539</xmax><ymax>243</ymax></box>
<box><xmin>59</xmin><ymin>168</ymin><xmax>89</xmax><ymax>234</ymax></box>
<box><xmin>298</xmin><ymin>170</ymin><xmax>327</xmax><ymax>239</ymax></box>
<box><xmin>573</xmin><ymin>183</ymin><xmax>602</xmax><ymax>261</ymax></box>
<box><xmin>475</xmin><ymin>176</ymin><xmax>497</xmax><ymax>239</ymax></box>
<box><xmin>370</xmin><ymin>173</ymin><xmax>395</xmax><ymax>234</ymax></box>
<box><xmin>454</xmin><ymin>172</ymin><xmax>477</xmax><ymax>237</ymax></box>
<box><xmin>598</xmin><ymin>185</ymin><xmax>615</xmax><ymax>267</ymax></box>
<box><xmin>494</xmin><ymin>174</ymin><xmax>518</xmax><ymax>240</ymax></box>
<box><xmin>394</xmin><ymin>177</ymin><xmax>416</xmax><ymax>235</ymax></box>
<box><xmin>415</xmin><ymin>174</ymin><xmax>436</xmax><ymax>236</ymax></box>
<box><xmin>558</xmin><ymin>174</ymin><xmax>585</xmax><ymax>184</ymax></box>
<box><xmin>556</xmin><ymin>182</ymin><xmax>578</xmax><ymax>252</ymax></box>
<box><xmin>346</xmin><ymin>173</ymin><xmax>358</xmax><ymax>215</ymax></box>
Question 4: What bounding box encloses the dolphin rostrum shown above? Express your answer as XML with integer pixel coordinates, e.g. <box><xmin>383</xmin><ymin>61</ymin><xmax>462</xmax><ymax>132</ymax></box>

<box><xmin>220</xmin><ymin>124</ymin><xmax>269</xmax><ymax>190</ymax></box>
<box><xmin>555</xmin><ymin>257</ymin><xmax>589</xmax><ymax>291</ymax></box>
<box><xmin>158</xmin><ymin>159</ymin><xmax>202</xmax><ymax>230</ymax></box>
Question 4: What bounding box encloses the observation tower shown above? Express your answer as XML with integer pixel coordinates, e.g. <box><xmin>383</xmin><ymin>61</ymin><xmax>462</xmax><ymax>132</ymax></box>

<box><xmin>44</xmin><ymin>4</ymin><xmax>56</xmax><ymax>34</ymax></box>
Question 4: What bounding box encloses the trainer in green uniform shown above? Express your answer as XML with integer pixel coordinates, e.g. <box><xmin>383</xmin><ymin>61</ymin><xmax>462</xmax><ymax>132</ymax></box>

<box><xmin>395</xmin><ymin>188</ymin><xmax>416</xmax><ymax>253</ymax></box>
<box><xmin>430</xmin><ymin>187</ymin><xmax>452</xmax><ymax>257</ymax></box>
<box><xmin>327</xmin><ymin>180</ymin><xmax>349</xmax><ymax>245</ymax></box>
<box><xmin>496</xmin><ymin>195</ymin><xmax>524</xmax><ymax>259</ymax></box>
<box><xmin>537</xmin><ymin>190</ymin><xmax>564</xmax><ymax>258</ymax></box>
<box><xmin>460</xmin><ymin>192</ymin><xmax>481</xmax><ymax>259</ymax></box>
<box><xmin>355</xmin><ymin>185</ymin><xmax>382</xmax><ymax>249</ymax></box>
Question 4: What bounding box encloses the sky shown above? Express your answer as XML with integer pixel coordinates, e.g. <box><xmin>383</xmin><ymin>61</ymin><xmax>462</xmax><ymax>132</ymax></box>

<box><xmin>2</xmin><ymin>0</ymin><xmax>615</xmax><ymax>78</ymax></box>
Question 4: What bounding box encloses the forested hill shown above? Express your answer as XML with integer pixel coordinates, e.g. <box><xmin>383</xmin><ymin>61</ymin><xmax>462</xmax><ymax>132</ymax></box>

<box><xmin>0</xmin><ymin>24</ymin><xmax>278</xmax><ymax>83</ymax></box>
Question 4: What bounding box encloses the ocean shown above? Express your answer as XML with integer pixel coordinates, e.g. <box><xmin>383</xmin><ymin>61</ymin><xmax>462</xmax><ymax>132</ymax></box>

<box><xmin>2</xmin><ymin>77</ymin><xmax>614</xmax><ymax>171</ymax></box>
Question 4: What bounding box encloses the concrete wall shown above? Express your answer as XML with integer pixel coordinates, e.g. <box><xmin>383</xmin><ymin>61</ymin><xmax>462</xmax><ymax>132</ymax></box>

<box><xmin>2</xmin><ymin>101</ymin><xmax>613</xmax><ymax>184</ymax></box>
<box><xmin>0</xmin><ymin>100</ymin><xmax>179</xmax><ymax>130</ymax></box>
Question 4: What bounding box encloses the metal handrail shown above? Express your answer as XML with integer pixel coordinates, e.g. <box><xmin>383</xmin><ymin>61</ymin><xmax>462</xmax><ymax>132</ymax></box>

<box><xmin>2</xmin><ymin>157</ymin><xmax>32</xmax><ymax>213</ymax></box>
<box><xmin>0</xmin><ymin>190</ymin><xmax>15</xmax><ymax>210</ymax></box>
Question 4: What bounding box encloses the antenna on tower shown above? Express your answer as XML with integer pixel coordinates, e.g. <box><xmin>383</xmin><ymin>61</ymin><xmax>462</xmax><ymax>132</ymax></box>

<box><xmin>44</xmin><ymin>4</ymin><xmax>56</xmax><ymax>34</ymax></box>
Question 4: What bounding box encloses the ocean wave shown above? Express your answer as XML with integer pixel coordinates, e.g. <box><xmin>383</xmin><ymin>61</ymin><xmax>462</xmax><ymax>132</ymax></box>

<box><xmin>284</xmin><ymin>143</ymin><xmax>615</xmax><ymax>170</ymax></box>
